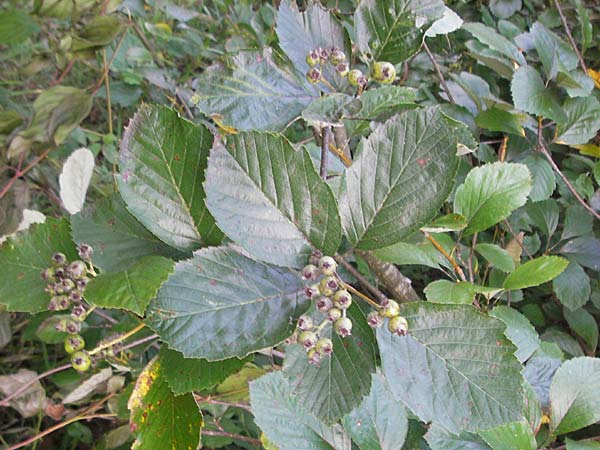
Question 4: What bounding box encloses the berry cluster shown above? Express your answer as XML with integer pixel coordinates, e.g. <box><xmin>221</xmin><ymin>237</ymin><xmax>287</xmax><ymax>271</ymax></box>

<box><xmin>304</xmin><ymin>46</ymin><xmax>397</xmax><ymax>92</ymax></box>
<box><xmin>42</xmin><ymin>244</ymin><xmax>94</xmax><ymax>372</ymax></box>
<box><xmin>297</xmin><ymin>250</ymin><xmax>408</xmax><ymax>366</ymax></box>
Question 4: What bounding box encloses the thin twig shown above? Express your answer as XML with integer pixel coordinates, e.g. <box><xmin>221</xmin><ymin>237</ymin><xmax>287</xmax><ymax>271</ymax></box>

<box><xmin>468</xmin><ymin>233</ymin><xmax>477</xmax><ymax>283</ymax></box>
<box><xmin>91</xmin><ymin>29</ymin><xmax>128</xmax><ymax>94</ymax></box>
<box><xmin>194</xmin><ymin>394</ymin><xmax>252</xmax><ymax>413</ymax></box>
<box><xmin>131</xmin><ymin>21</ymin><xmax>165</xmax><ymax>68</ymax></box>
<box><xmin>423</xmin><ymin>41</ymin><xmax>455</xmax><ymax>104</ymax></box>
<box><xmin>342</xmin><ymin>282</ymin><xmax>381</xmax><ymax>309</ymax></box>
<box><xmin>553</xmin><ymin>0</ymin><xmax>587</xmax><ymax>72</ymax></box>
<box><xmin>88</xmin><ymin>323</ymin><xmax>146</xmax><ymax>356</ymax></box>
<box><xmin>0</xmin><ymin>364</ymin><xmax>71</xmax><ymax>408</ymax></box>
<box><xmin>52</xmin><ymin>60</ymin><xmax>75</xmax><ymax>86</ymax></box>
<box><xmin>201</xmin><ymin>430</ymin><xmax>261</xmax><ymax>446</ymax></box>
<box><xmin>120</xmin><ymin>334</ymin><xmax>159</xmax><ymax>352</ymax></box>
<box><xmin>503</xmin><ymin>219</ymin><xmax>533</xmax><ymax>259</ymax></box>
<box><xmin>92</xmin><ymin>308</ymin><xmax>118</xmax><ymax>324</ymax></box>
<box><xmin>424</xmin><ymin>231</ymin><xmax>467</xmax><ymax>282</ymax></box>
<box><xmin>335</xmin><ymin>256</ymin><xmax>388</xmax><ymax>303</ymax></box>
<box><xmin>320</xmin><ymin>127</ymin><xmax>332</xmax><ymax>179</ymax></box>
<box><xmin>0</xmin><ymin>148</ymin><xmax>53</xmax><ymax>200</ymax></box>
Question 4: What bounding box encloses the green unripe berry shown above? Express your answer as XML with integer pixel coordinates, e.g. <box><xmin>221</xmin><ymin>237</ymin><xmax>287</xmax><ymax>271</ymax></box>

<box><xmin>306</xmin><ymin>67</ymin><xmax>322</xmax><ymax>84</ymax></box>
<box><xmin>335</xmin><ymin>62</ymin><xmax>349</xmax><ymax>77</ymax></box>
<box><xmin>301</xmin><ymin>264</ymin><xmax>320</xmax><ymax>281</ymax></box>
<box><xmin>318</xmin><ymin>256</ymin><xmax>337</xmax><ymax>275</ymax></box>
<box><xmin>367</xmin><ymin>310</ymin><xmax>384</xmax><ymax>328</ymax></box>
<box><xmin>330</xmin><ymin>48</ymin><xmax>346</xmax><ymax>65</ymax></box>
<box><xmin>65</xmin><ymin>320</ymin><xmax>81</xmax><ymax>335</ymax></box>
<box><xmin>333</xmin><ymin>290</ymin><xmax>352</xmax><ymax>309</ymax></box>
<box><xmin>64</xmin><ymin>335</ymin><xmax>85</xmax><ymax>354</ymax></box>
<box><xmin>348</xmin><ymin>69</ymin><xmax>362</xmax><ymax>87</ymax></box>
<box><xmin>372</xmin><ymin>61</ymin><xmax>396</xmax><ymax>84</ymax></box>
<box><xmin>306</xmin><ymin>49</ymin><xmax>320</xmax><ymax>67</ymax></box>
<box><xmin>327</xmin><ymin>307</ymin><xmax>342</xmax><ymax>322</ymax></box>
<box><xmin>71</xmin><ymin>305</ymin><xmax>87</xmax><ymax>321</ymax></box>
<box><xmin>52</xmin><ymin>252</ymin><xmax>67</xmax><ymax>266</ymax></box>
<box><xmin>315</xmin><ymin>337</ymin><xmax>333</xmax><ymax>356</ymax></box>
<box><xmin>388</xmin><ymin>315</ymin><xmax>408</xmax><ymax>336</ymax></box>
<box><xmin>297</xmin><ymin>315</ymin><xmax>314</xmax><ymax>331</ymax></box>
<box><xmin>77</xmin><ymin>243</ymin><xmax>93</xmax><ymax>262</ymax></box>
<box><xmin>71</xmin><ymin>351</ymin><xmax>91</xmax><ymax>372</ymax></box>
<box><xmin>304</xmin><ymin>283</ymin><xmax>321</xmax><ymax>299</ymax></box>
<box><xmin>317</xmin><ymin>47</ymin><xmax>329</xmax><ymax>64</ymax></box>
<box><xmin>67</xmin><ymin>260</ymin><xmax>87</xmax><ymax>279</ymax></box>
<box><xmin>315</xmin><ymin>296</ymin><xmax>333</xmax><ymax>312</ymax></box>
<box><xmin>307</xmin><ymin>348</ymin><xmax>322</xmax><ymax>366</ymax></box>
<box><xmin>333</xmin><ymin>317</ymin><xmax>353</xmax><ymax>337</ymax></box>
<box><xmin>298</xmin><ymin>330</ymin><xmax>318</xmax><ymax>350</ymax></box>
<box><xmin>41</xmin><ymin>267</ymin><xmax>55</xmax><ymax>281</ymax></box>
<box><xmin>381</xmin><ymin>299</ymin><xmax>400</xmax><ymax>318</ymax></box>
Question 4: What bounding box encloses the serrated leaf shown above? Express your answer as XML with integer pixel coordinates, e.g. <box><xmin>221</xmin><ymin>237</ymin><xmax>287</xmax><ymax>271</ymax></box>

<box><xmin>85</xmin><ymin>256</ymin><xmax>173</xmax><ymax>316</ymax></box>
<box><xmin>526</xmin><ymin>199</ymin><xmax>559</xmax><ymax>238</ymax></box>
<box><xmin>128</xmin><ymin>357</ymin><xmax>201</xmax><ymax>450</ymax></box>
<box><xmin>555</xmin><ymin>97</ymin><xmax>600</xmax><ymax>145</ymax></box>
<box><xmin>542</xmin><ymin>329</ymin><xmax>585</xmax><ymax>358</ymax></box>
<box><xmin>71</xmin><ymin>194</ymin><xmax>182</xmax><ymax>272</ymax></box>
<box><xmin>477</xmin><ymin>419</ymin><xmax>536</xmax><ymax>450</ymax></box>
<box><xmin>523</xmin><ymin>350</ymin><xmax>562</xmax><ymax>408</ymax></box>
<box><xmin>425</xmin><ymin>425</ymin><xmax>490</xmax><ymax>450</ymax></box>
<box><xmin>425</xmin><ymin>6</ymin><xmax>462</xmax><ymax>37</ymax></box>
<box><xmin>463</xmin><ymin>22</ymin><xmax>525</xmax><ymax>66</ymax></box>
<box><xmin>424</xmin><ymin>280</ymin><xmax>475</xmax><ymax>304</ymax></box>
<box><xmin>503</xmin><ymin>256</ymin><xmax>568</xmax><ymax>290</ymax></box>
<box><xmin>377</xmin><ymin>302</ymin><xmax>524</xmax><ymax>433</ymax></box>
<box><xmin>250</xmin><ymin>372</ymin><xmax>351</xmax><ymax>450</ymax></box>
<box><xmin>205</xmin><ymin>131</ymin><xmax>341</xmax><ymax>268</ymax></box>
<box><xmin>372</xmin><ymin>241</ymin><xmax>443</xmax><ymax>270</ymax></box>
<box><xmin>0</xmin><ymin>9</ymin><xmax>40</xmax><ymax>44</ymax></box>
<box><xmin>421</xmin><ymin>213</ymin><xmax>467</xmax><ymax>233</ymax></box>
<box><xmin>59</xmin><ymin>148</ymin><xmax>95</xmax><ymax>215</ymax></box>
<box><xmin>560</xmin><ymin>237</ymin><xmax>600</xmax><ymax>271</ymax></box>
<box><xmin>355</xmin><ymin>0</ymin><xmax>442</xmax><ymax>64</ymax></box>
<box><xmin>553</xmin><ymin>262</ymin><xmax>591</xmax><ymax>311</ymax></box>
<box><xmin>159</xmin><ymin>347</ymin><xmax>248</xmax><ymax>396</ymax></box>
<box><xmin>454</xmin><ymin>162</ymin><xmax>531</xmax><ymax>235</ymax></box>
<box><xmin>118</xmin><ymin>104</ymin><xmax>221</xmax><ymax>252</ymax></box>
<box><xmin>564</xmin><ymin>308</ymin><xmax>598</xmax><ymax>353</ymax></box>
<box><xmin>475</xmin><ymin>107</ymin><xmax>525</xmax><ymax>136</ymax></box>
<box><xmin>0</xmin><ymin>218</ymin><xmax>77</xmax><ymax>313</ymax></box>
<box><xmin>194</xmin><ymin>49</ymin><xmax>316</xmax><ymax>131</ymax></box>
<box><xmin>511</xmin><ymin>66</ymin><xmax>566</xmax><ymax>122</ymax></box>
<box><xmin>550</xmin><ymin>357</ymin><xmax>600</xmax><ymax>434</ymax></box>
<box><xmin>340</xmin><ymin>107</ymin><xmax>459</xmax><ymax>250</ymax></box>
<box><xmin>530</xmin><ymin>22</ymin><xmax>578</xmax><ymax>81</ymax></box>
<box><xmin>475</xmin><ymin>243</ymin><xmax>515</xmax><ymax>272</ymax></box>
<box><xmin>490</xmin><ymin>305</ymin><xmax>540</xmax><ymax>362</ymax></box>
<box><xmin>521</xmin><ymin>155</ymin><xmax>556</xmax><ymax>202</ymax></box>
<box><xmin>146</xmin><ymin>245</ymin><xmax>309</xmax><ymax>360</ymax></box>
<box><xmin>283</xmin><ymin>305</ymin><xmax>377</xmax><ymax>424</ymax></box>
<box><xmin>302</xmin><ymin>94</ymin><xmax>361</xmax><ymax>127</ymax></box>
<box><xmin>341</xmin><ymin>373</ymin><xmax>408</xmax><ymax>450</ymax></box>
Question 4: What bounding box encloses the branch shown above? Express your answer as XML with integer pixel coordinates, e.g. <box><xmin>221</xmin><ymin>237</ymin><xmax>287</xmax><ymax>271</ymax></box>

<box><xmin>0</xmin><ymin>364</ymin><xmax>71</xmax><ymax>408</ymax></box>
<box><xmin>553</xmin><ymin>0</ymin><xmax>587</xmax><ymax>72</ymax></box>
<box><xmin>194</xmin><ymin>394</ymin><xmax>252</xmax><ymax>413</ymax></box>
<box><xmin>320</xmin><ymin>126</ymin><xmax>332</xmax><ymax>179</ymax></box>
<box><xmin>424</xmin><ymin>231</ymin><xmax>467</xmax><ymax>282</ymax></box>
<box><xmin>0</xmin><ymin>147</ymin><xmax>53</xmax><ymax>200</ymax></box>
<box><xmin>201</xmin><ymin>430</ymin><xmax>261</xmax><ymax>446</ymax></box>
<box><xmin>335</xmin><ymin>256</ymin><xmax>388</xmax><ymax>304</ymax></box>
<box><xmin>423</xmin><ymin>41</ymin><xmax>455</xmax><ymax>104</ymax></box>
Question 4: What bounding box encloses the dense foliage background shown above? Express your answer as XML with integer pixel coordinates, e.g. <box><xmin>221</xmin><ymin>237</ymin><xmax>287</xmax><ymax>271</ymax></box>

<box><xmin>1</xmin><ymin>0</ymin><xmax>599</xmax><ymax>449</ymax></box>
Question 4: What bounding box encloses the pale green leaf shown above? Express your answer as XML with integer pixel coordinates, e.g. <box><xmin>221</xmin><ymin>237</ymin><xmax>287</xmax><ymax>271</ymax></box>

<box><xmin>490</xmin><ymin>305</ymin><xmax>540</xmax><ymax>362</ymax></box>
<box><xmin>424</xmin><ymin>280</ymin><xmax>475</xmax><ymax>304</ymax></box>
<box><xmin>425</xmin><ymin>425</ymin><xmax>490</xmax><ymax>450</ymax></box>
<box><xmin>503</xmin><ymin>256</ymin><xmax>569</xmax><ymax>290</ymax></box>
<box><xmin>564</xmin><ymin>308</ymin><xmax>598</xmax><ymax>353</ymax></box>
<box><xmin>553</xmin><ymin>262</ymin><xmax>591</xmax><ymax>311</ymax></box>
<box><xmin>556</xmin><ymin>97</ymin><xmax>600</xmax><ymax>145</ymax></box>
<box><xmin>475</xmin><ymin>243</ymin><xmax>515</xmax><ymax>273</ymax></box>
<box><xmin>511</xmin><ymin>66</ymin><xmax>567</xmax><ymax>122</ymax></box>
<box><xmin>0</xmin><ymin>9</ymin><xmax>40</xmax><ymax>45</ymax></box>
<box><xmin>477</xmin><ymin>419</ymin><xmax>536</xmax><ymax>450</ymax></box>
<box><xmin>463</xmin><ymin>22</ymin><xmax>525</xmax><ymax>66</ymax></box>
<box><xmin>475</xmin><ymin>107</ymin><xmax>525</xmax><ymax>136</ymax></box>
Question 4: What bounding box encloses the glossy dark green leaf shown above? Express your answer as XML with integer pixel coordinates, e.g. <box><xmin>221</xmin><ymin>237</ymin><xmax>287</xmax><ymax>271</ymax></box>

<box><xmin>159</xmin><ymin>347</ymin><xmax>248</xmax><ymax>395</ymax></box>
<box><xmin>490</xmin><ymin>305</ymin><xmax>540</xmax><ymax>362</ymax></box>
<box><xmin>205</xmin><ymin>132</ymin><xmax>341</xmax><ymax>268</ymax></box>
<box><xmin>562</xmin><ymin>205</ymin><xmax>593</xmax><ymax>241</ymax></box>
<box><xmin>550</xmin><ymin>357</ymin><xmax>600</xmax><ymax>435</ymax></box>
<box><xmin>377</xmin><ymin>303</ymin><xmax>524</xmax><ymax>433</ymax></box>
<box><xmin>194</xmin><ymin>49</ymin><xmax>316</xmax><ymax>131</ymax></box>
<box><xmin>85</xmin><ymin>256</ymin><xmax>174</xmax><ymax>316</ymax></box>
<box><xmin>526</xmin><ymin>199</ymin><xmax>559</xmax><ymax>238</ymax></box>
<box><xmin>503</xmin><ymin>256</ymin><xmax>569</xmax><ymax>290</ymax></box>
<box><xmin>566</xmin><ymin>438</ymin><xmax>600</xmax><ymax>450</ymax></box>
<box><xmin>511</xmin><ymin>66</ymin><xmax>566</xmax><ymax>122</ymax></box>
<box><xmin>340</xmin><ymin>107</ymin><xmax>459</xmax><ymax>250</ymax></box>
<box><xmin>146</xmin><ymin>245</ymin><xmax>309</xmax><ymax>360</ymax></box>
<box><xmin>118</xmin><ymin>104</ymin><xmax>221</xmax><ymax>252</ymax></box>
<box><xmin>553</xmin><ymin>262</ymin><xmax>591</xmax><ymax>311</ymax></box>
<box><xmin>71</xmin><ymin>194</ymin><xmax>182</xmax><ymax>272</ymax></box>
<box><xmin>250</xmin><ymin>372</ymin><xmax>351</xmax><ymax>450</ymax></box>
<box><xmin>342</xmin><ymin>373</ymin><xmax>408</xmax><ymax>450</ymax></box>
<box><xmin>560</xmin><ymin>237</ymin><xmax>600</xmax><ymax>271</ymax></box>
<box><xmin>283</xmin><ymin>305</ymin><xmax>377</xmax><ymax>424</ymax></box>
<box><xmin>0</xmin><ymin>218</ymin><xmax>77</xmax><ymax>313</ymax></box>
<box><xmin>521</xmin><ymin>155</ymin><xmax>556</xmax><ymax>202</ymax></box>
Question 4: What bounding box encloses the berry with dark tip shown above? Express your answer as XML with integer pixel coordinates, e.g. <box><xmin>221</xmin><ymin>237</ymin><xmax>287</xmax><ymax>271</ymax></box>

<box><xmin>317</xmin><ymin>47</ymin><xmax>329</xmax><ymax>63</ymax></box>
<box><xmin>57</xmin><ymin>296</ymin><xmax>70</xmax><ymax>310</ymax></box>
<box><xmin>301</xmin><ymin>264</ymin><xmax>320</xmax><ymax>281</ymax></box>
<box><xmin>307</xmin><ymin>348</ymin><xmax>322</xmax><ymax>366</ymax></box>
<box><xmin>71</xmin><ymin>305</ymin><xmax>86</xmax><ymax>321</ymax></box>
<box><xmin>77</xmin><ymin>243</ymin><xmax>93</xmax><ymax>261</ymax></box>
<box><xmin>335</xmin><ymin>62</ymin><xmax>349</xmax><ymax>77</ymax></box>
<box><xmin>330</xmin><ymin>48</ymin><xmax>346</xmax><ymax>65</ymax></box>
<box><xmin>306</xmin><ymin>49</ymin><xmax>320</xmax><ymax>67</ymax></box>
<box><xmin>315</xmin><ymin>337</ymin><xmax>333</xmax><ymax>356</ymax></box>
<box><xmin>41</xmin><ymin>268</ymin><xmax>55</xmax><ymax>281</ymax></box>
<box><xmin>367</xmin><ymin>311</ymin><xmax>384</xmax><ymax>328</ymax></box>
<box><xmin>297</xmin><ymin>315</ymin><xmax>314</xmax><ymax>331</ymax></box>
<box><xmin>304</xmin><ymin>283</ymin><xmax>321</xmax><ymax>299</ymax></box>
<box><xmin>348</xmin><ymin>69</ymin><xmax>363</xmax><ymax>87</ymax></box>
<box><xmin>380</xmin><ymin>299</ymin><xmax>400</xmax><ymax>318</ymax></box>
<box><xmin>318</xmin><ymin>256</ymin><xmax>337</xmax><ymax>275</ymax></box>
<box><xmin>372</xmin><ymin>61</ymin><xmax>396</xmax><ymax>84</ymax></box>
<box><xmin>75</xmin><ymin>277</ymin><xmax>89</xmax><ymax>290</ymax></box>
<box><xmin>60</xmin><ymin>279</ymin><xmax>75</xmax><ymax>293</ymax></box>
<box><xmin>320</xmin><ymin>276</ymin><xmax>339</xmax><ymax>292</ymax></box>
<box><xmin>71</xmin><ymin>351</ymin><xmax>91</xmax><ymax>372</ymax></box>
<box><xmin>306</xmin><ymin>67</ymin><xmax>322</xmax><ymax>84</ymax></box>
<box><xmin>54</xmin><ymin>267</ymin><xmax>66</xmax><ymax>279</ymax></box>
<box><xmin>333</xmin><ymin>317</ymin><xmax>353</xmax><ymax>337</ymax></box>
<box><xmin>298</xmin><ymin>331</ymin><xmax>318</xmax><ymax>350</ymax></box>
<box><xmin>55</xmin><ymin>319</ymin><xmax>68</xmax><ymax>332</ymax></box>
<box><xmin>69</xmin><ymin>291</ymin><xmax>82</xmax><ymax>303</ymax></box>
<box><xmin>52</xmin><ymin>253</ymin><xmax>67</xmax><ymax>266</ymax></box>
<box><xmin>315</xmin><ymin>296</ymin><xmax>333</xmax><ymax>312</ymax></box>
<box><xmin>327</xmin><ymin>307</ymin><xmax>342</xmax><ymax>323</ymax></box>
<box><xmin>47</xmin><ymin>299</ymin><xmax>59</xmax><ymax>311</ymax></box>
<box><xmin>333</xmin><ymin>290</ymin><xmax>352</xmax><ymax>309</ymax></box>
<box><xmin>67</xmin><ymin>261</ymin><xmax>87</xmax><ymax>279</ymax></box>
<box><xmin>309</xmin><ymin>250</ymin><xmax>324</xmax><ymax>266</ymax></box>
<box><xmin>64</xmin><ymin>335</ymin><xmax>85</xmax><ymax>354</ymax></box>
<box><xmin>388</xmin><ymin>315</ymin><xmax>408</xmax><ymax>336</ymax></box>
<box><xmin>65</xmin><ymin>320</ymin><xmax>81</xmax><ymax>335</ymax></box>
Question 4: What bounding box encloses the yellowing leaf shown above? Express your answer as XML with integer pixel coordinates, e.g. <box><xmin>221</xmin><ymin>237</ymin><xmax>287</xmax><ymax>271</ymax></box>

<box><xmin>587</xmin><ymin>68</ymin><xmax>600</xmax><ymax>89</ymax></box>
<box><xmin>571</xmin><ymin>143</ymin><xmax>600</xmax><ymax>158</ymax></box>
<box><xmin>154</xmin><ymin>22</ymin><xmax>172</xmax><ymax>34</ymax></box>
<box><xmin>210</xmin><ymin>113</ymin><xmax>238</xmax><ymax>135</ymax></box>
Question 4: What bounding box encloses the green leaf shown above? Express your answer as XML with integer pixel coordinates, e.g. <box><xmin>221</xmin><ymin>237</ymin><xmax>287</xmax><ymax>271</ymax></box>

<box><xmin>575</xmin><ymin>0</ymin><xmax>592</xmax><ymax>53</ymax></box>
<box><xmin>340</xmin><ymin>107</ymin><xmax>459</xmax><ymax>250</ymax></box>
<box><xmin>489</xmin><ymin>0</ymin><xmax>522</xmax><ymax>19</ymax></box>
<box><xmin>490</xmin><ymin>305</ymin><xmax>540</xmax><ymax>362</ymax></box>
<box><xmin>146</xmin><ymin>245</ymin><xmax>309</xmax><ymax>360</ymax></box>
<box><xmin>564</xmin><ymin>308</ymin><xmax>598</xmax><ymax>353</ymax></box>
<box><xmin>118</xmin><ymin>104</ymin><xmax>221</xmax><ymax>252</ymax></box>
<box><xmin>424</xmin><ymin>280</ymin><xmax>475</xmax><ymax>304</ymax></box>
<box><xmin>425</xmin><ymin>6</ymin><xmax>463</xmax><ymax>38</ymax></box>
<box><xmin>85</xmin><ymin>256</ymin><xmax>173</xmax><ymax>316</ymax></box>
<box><xmin>562</xmin><ymin>205</ymin><xmax>593</xmax><ymax>241</ymax></box>
<box><xmin>475</xmin><ymin>107</ymin><xmax>525</xmax><ymax>136</ymax></box>
<box><xmin>503</xmin><ymin>256</ymin><xmax>568</xmax><ymax>290</ymax></box>
<box><xmin>194</xmin><ymin>49</ymin><xmax>316</xmax><ymax>131</ymax></box>
<box><xmin>0</xmin><ymin>9</ymin><xmax>40</xmax><ymax>45</ymax></box>
<box><xmin>0</xmin><ymin>218</ymin><xmax>77</xmax><ymax>313</ymax></box>
<box><xmin>283</xmin><ymin>305</ymin><xmax>377</xmax><ymax>424</ymax></box>
<box><xmin>542</xmin><ymin>329</ymin><xmax>585</xmax><ymax>358</ymax></box>
<box><xmin>159</xmin><ymin>347</ymin><xmax>248</xmax><ymax>395</ymax></box>
<box><xmin>425</xmin><ymin>425</ymin><xmax>490</xmax><ymax>450</ymax></box>
<box><xmin>511</xmin><ymin>66</ymin><xmax>567</xmax><ymax>122</ymax></box>
<box><xmin>372</xmin><ymin>241</ymin><xmax>443</xmax><ymax>270</ymax></box>
<box><xmin>530</xmin><ymin>22</ymin><xmax>576</xmax><ymax>81</ymax></box>
<box><xmin>453</xmin><ymin>162</ymin><xmax>531</xmax><ymax>235</ymax></box>
<box><xmin>553</xmin><ymin>263</ymin><xmax>591</xmax><ymax>311</ymax></box>
<box><xmin>377</xmin><ymin>302</ymin><xmax>524</xmax><ymax>433</ymax></box>
<box><xmin>560</xmin><ymin>237</ymin><xmax>600</xmax><ymax>271</ymax></box>
<box><xmin>477</xmin><ymin>419</ymin><xmax>536</xmax><ymax>450</ymax></box>
<box><xmin>566</xmin><ymin>438</ymin><xmax>600</xmax><ymax>450</ymax></box>
<box><xmin>550</xmin><ymin>357</ymin><xmax>600</xmax><ymax>434</ymax></box>
<box><xmin>475</xmin><ymin>243</ymin><xmax>515</xmax><ymax>273</ymax></box>
<box><xmin>465</xmin><ymin>41</ymin><xmax>515</xmax><ymax>79</ymax></box>
<box><xmin>521</xmin><ymin>155</ymin><xmax>556</xmax><ymax>202</ymax></box>
<box><xmin>526</xmin><ymin>199</ymin><xmax>559</xmax><ymax>238</ymax></box>
<box><xmin>71</xmin><ymin>16</ymin><xmax>122</xmax><ymax>52</ymax></box>
<box><xmin>421</xmin><ymin>213</ymin><xmax>468</xmax><ymax>233</ymax></box>
<box><xmin>250</xmin><ymin>372</ymin><xmax>351</xmax><ymax>450</ymax></box>
<box><xmin>463</xmin><ymin>22</ymin><xmax>526</xmax><ymax>66</ymax></box>
<box><xmin>302</xmin><ymin>94</ymin><xmax>362</xmax><ymax>128</ymax></box>
<box><xmin>71</xmin><ymin>194</ymin><xmax>182</xmax><ymax>272</ymax></box>
<box><xmin>205</xmin><ymin>131</ymin><xmax>341</xmax><ymax>268</ymax></box>
<box><xmin>128</xmin><ymin>357</ymin><xmax>201</xmax><ymax>450</ymax></box>
<box><xmin>341</xmin><ymin>373</ymin><xmax>408</xmax><ymax>450</ymax></box>
<box><xmin>556</xmin><ymin>97</ymin><xmax>600</xmax><ymax>145</ymax></box>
